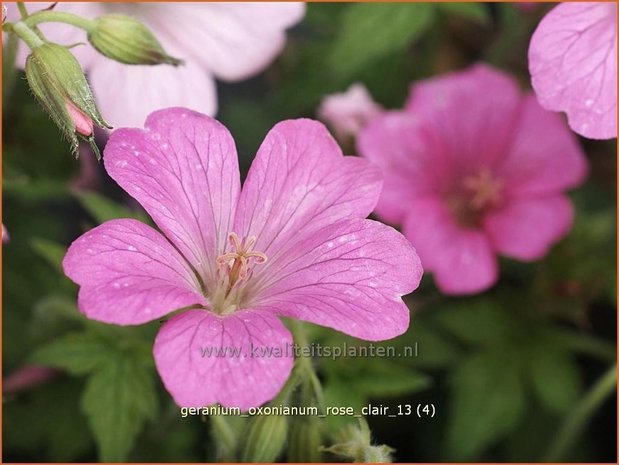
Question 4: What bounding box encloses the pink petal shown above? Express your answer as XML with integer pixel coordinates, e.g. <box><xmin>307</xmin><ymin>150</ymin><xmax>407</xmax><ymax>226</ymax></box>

<box><xmin>483</xmin><ymin>195</ymin><xmax>574</xmax><ymax>261</ymax></box>
<box><xmin>357</xmin><ymin>111</ymin><xmax>447</xmax><ymax>224</ymax></box>
<box><xmin>104</xmin><ymin>108</ymin><xmax>240</xmax><ymax>283</ymax></box>
<box><xmin>402</xmin><ymin>197</ymin><xmax>498</xmax><ymax>295</ymax></box>
<box><xmin>147</xmin><ymin>3</ymin><xmax>305</xmax><ymax>81</ymax></box>
<box><xmin>256</xmin><ymin>219</ymin><xmax>422</xmax><ymax>341</ymax></box>
<box><xmin>63</xmin><ymin>219</ymin><xmax>206</xmax><ymax>325</ymax></box>
<box><xmin>405</xmin><ymin>64</ymin><xmax>522</xmax><ymax>170</ymax></box>
<box><xmin>89</xmin><ymin>55</ymin><xmax>217</xmax><ymax>128</ymax></box>
<box><xmin>66</xmin><ymin>100</ymin><xmax>94</xmax><ymax>137</ymax></box>
<box><xmin>497</xmin><ymin>95</ymin><xmax>588</xmax><ymax>198</ymax></box>
<box><xmin>529</xmin><ymin>2</ymin><xmax>617</xmax><ymax>139</ymax></box>
<box><xmin>234</xmin><ymin>119</ymin><xmax>383</xmax><ymax>261</ymax></box>
<box><xmin>153</xmin><ymin>308</ymin><xmax>293</xmax><ymax>410</ymax></box>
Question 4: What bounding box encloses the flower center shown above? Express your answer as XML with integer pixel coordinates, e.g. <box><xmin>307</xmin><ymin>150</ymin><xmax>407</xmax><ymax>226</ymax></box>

<box><xmin>210</xmin><ymin>232</ymin><xmax>267</xmax><ymax>315</ymax></box>
<box><xmin>448</xmin><ymin>168</ymin><xmax>503</xmax><ymax>227</ymax></box>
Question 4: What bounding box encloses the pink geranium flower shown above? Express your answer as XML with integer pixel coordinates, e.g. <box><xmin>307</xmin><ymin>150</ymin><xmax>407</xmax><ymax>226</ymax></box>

<box><xmin>63</xmin><ymin>108</ymin><xmax>422</xmax><ymax>409</ymax></box>
<box><xmin>528</xmin><ymin>2</ymin><xmax>617</xmax><ymax>139</ymax></box>
<box><xmin>318</xmin><ymin>83</ymin><xmax>383</xmax><ymax>141</ymax></box>
<box><xmin>6</xmin><ymin>2</ymin><xmax>305</xmax><ymax>127</ymax></box>
<box><xmin>358</xmin><ymin>64</ymin><xmax>587</xmax><ymax>295</ymax></box>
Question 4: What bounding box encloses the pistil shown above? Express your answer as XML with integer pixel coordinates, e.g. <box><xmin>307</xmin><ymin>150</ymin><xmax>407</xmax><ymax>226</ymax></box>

<box><xmin>211</xmin><ymin>232</ymin><xmax>267</xmax><ymax>314</ymax></box>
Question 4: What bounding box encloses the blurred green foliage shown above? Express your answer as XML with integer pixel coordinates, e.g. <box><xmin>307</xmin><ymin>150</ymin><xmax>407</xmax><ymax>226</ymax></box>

<box><xmin>3</xmin><ymin>3</ymin><xmax>616</xmax><ymax>463</ymax></box>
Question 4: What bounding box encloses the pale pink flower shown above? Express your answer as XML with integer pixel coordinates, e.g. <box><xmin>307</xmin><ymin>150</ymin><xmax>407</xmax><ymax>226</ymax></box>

<box><xmin>6</xmin><ymin>2</ymin><xmax>305</xmax><ymax>127</ymax></box>
<box><xmin>2</xmin><ymin>224</ymin><xmax>9</xmax><ymax>244</ymax></box>
<box><xmin>528</xmin><ymin>2</ymin><xmax>617</xmax><ymax>139</ymax></box>
<box><xmin>63</xmin><ymin>108</ymin><xmax>422</xmax><ymax>409</ymax></box>
<box><xmin>358</xmin><ymin>64</ymin><xmax>587</xmax><ymax>295</ymax></box>
<box><xmin>317</xmin><ymin>83</ymin><xmax>383</xmax><ymax>141</ymax></box>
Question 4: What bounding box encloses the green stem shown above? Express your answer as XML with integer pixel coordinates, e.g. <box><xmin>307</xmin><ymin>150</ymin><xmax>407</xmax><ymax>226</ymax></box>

<box><xmin>2</xmin><ymin>31</ymin><xmax>20</xmax><ymax>107</ymax></box>
<box><xmin>289</xmin><ymin>320</ymin><xmax>326</xmax><ymax>411</ymax></box>
<box><xmin>11</xmin><ymin>21</ymin><xmax>44</xmax><ymax>49</ymax></box>
<box><xmin>543</xmin><ymin>364</ymin><xmax>617</xmax><ymax>461</ymax></box>
<box><xmin>550</xmin><ymin>329</ymin><xmax>616</xmax><ymax>362</ymax></box>
<box><xmin>17</xmin><ymin>2</ymin><xmax>29</xmax><ymax>19</ymax></box>
<box><xmin>210</xmin><ymin>415</ymin><xmax>237</xmax><ymax>462</ymax></box>
<box><xmin>23</xmin><ymin>10</ymin><xmax>95</xmax><ymax>32</ymax></box>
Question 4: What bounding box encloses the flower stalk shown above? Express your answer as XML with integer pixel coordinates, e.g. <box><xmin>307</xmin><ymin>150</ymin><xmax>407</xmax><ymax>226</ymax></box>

<box><xmin>544</xmin><ymin>364</ymin><xmax>617</xmax><ymax>461</ymax></box>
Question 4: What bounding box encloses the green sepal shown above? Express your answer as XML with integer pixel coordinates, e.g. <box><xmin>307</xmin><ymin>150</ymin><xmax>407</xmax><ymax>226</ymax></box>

<box><xmin>88</xmin><ymin>15</ymin><xmax>183</xmax><ymax>66</ymax></box>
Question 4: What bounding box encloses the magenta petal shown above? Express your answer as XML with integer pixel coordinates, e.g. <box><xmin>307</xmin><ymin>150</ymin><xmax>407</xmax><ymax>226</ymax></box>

<box><xmin>104</xmin><ymin>108</ymin><xmax>240</xmax><ymax>282</ymax></box>
<box><xmin>257</xmin><ymin>219</ymin><xmax>422</xmax><ymax>341</ymax></box>
<box><xmin>483</xmin><ymin>195</ymin><xmax>573</xmax><ymax>261</ymax></box>
<box><xmin>63</xmin><ymin>219</ymin><xmax>206</xmax><ymax>325</ymax></box>
<box><xmin>358</xmin><ymin>111</ymin><xmax>447</xmax><ymax>224</ymax></box>
<box><xmin>497</xmin><ymin>95</ymin><xmax>588</xmax><ymax>198</ymax></box>
<box><xmin>405</xmin><ymin>64</ymin><xmax>522</xmax><ymax>169</ymax></box>
<box><xmin>529</xmin><ymin>2</ymin><xmax>617</xmax><ymax>139</ymax></box>
<box><xmin>153</xmin><ymin>309</ymin><xmax>293</xmax><ymax>410</ymax></box>
<box><xmin>403</xmin><ymin>198</ymin><xmax>497</xmax><ymax>295</ymax></box>
<box><xmin>234</xmin><ymin>119</ymin><xmax>382</xmax><ymax>258</ymax></box>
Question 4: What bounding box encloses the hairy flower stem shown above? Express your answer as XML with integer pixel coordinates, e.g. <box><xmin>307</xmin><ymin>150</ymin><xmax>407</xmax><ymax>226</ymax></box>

<box><xmin>543</xmin><ymin>364</ymin><xmax>617</xmax><ymax>461</ymax></box>
<box><xmin>24</xmin><ymin>10</ymin><xmax>95</xmax><ymax>32</ymax></box>
<box><xmin>11</xmin><ymin>21</ymin><xmax>43</xmax><ymax>49</ymax></box>
<box><xmin>16</xmin><ymin>2</ymin><xmax>28</xmax><ymax>19</ymax></box>
<box><xmin>2</xmin><ymin>32</ymin><xmax>19</xmax><ymax>108</ymax></box>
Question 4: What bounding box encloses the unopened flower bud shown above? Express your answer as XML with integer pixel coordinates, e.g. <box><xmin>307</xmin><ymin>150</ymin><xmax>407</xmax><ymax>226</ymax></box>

<box><xmin>66</xmin><ymin>100</ymin><xmax>94</xmax><ymax>137</ymax></box>
<box><xmin>287</xmin><ymin>417</ymin><xmax>323</xmax><ymax>462</ymax></box>
<box><xmin>88</xmin><ymin>15</ymin><xmax>182</xmax><ymax>66</ymax></box>
<box><xmin>25</xmin><ymin>43</ymin><xmax>110</xmax><ymax>159</ymax></box>
<box><xmin>322</xmin><ymin>419</ymin><xmax>394</xmax><ymax>463</ymax></box>
<box><xmin>240</xmin><ymin>414</ymin><xmax>288</xmax><ymax>462</ymax></box>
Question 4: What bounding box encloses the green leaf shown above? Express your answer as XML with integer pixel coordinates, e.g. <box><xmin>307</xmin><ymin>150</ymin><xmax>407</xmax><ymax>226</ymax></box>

<box><xmin>432</xmin><ymin>298</ymin><xmax>514</xmax><ymax>347</ymax></box>
<box><xmin>528</xmin><ymin>345</ymin><xmax>581</xmax><ymax>414</ymax></box>
<box><xmin>30</xmin><ymin>294</ymin><xmax>87</xmax><ymax>342</ymax></box>
<box><xmin>439</xmin><ymin>3</ymin><xmax>490</xmax><ymax>25</ymax></box>
<box><xmin>400</xmin><ymin>320</ymin><xmax>459</xmax><ymax>369</ymax></box>
<box><xmin>353</xmin><ymin>361</ymin><xmax>431</xmax><ymax>397</ymax></box>
<box><xmin>75</xmin><ymin>190</ymin><xmax>147</xmax><ymax>224</ymax></box>
<box><xmin>3</xmin><ymin>379</ymin><xmax>94</xmax><ymax>462</ymax></box>
<box><xmin>323</xmin><ymin>382</ymin><xmax>366</xmax><ymax>430</ymax></box>
<box><xmin>328</xmin><ymin>3</ymin><xmax>435</xmax><ymax>79</ymax></box>
<box><xmin>446</xmin><ymin>350</ymin><xmax>525</xmax><ymax>459</ymax></box>
<box><xmin>30</xmin><ymin>331</ymin><xmax>111</xmax><ymax>375</ymax></box>
<box><xmin>30</xmin><ymin>237</ymin><xmax>66</xmax><ymax>273</ymax></box>
<box><xmin>82</xmin><ymin>356</ymin><xmax>158</xmax><ymax>461</ymax></box>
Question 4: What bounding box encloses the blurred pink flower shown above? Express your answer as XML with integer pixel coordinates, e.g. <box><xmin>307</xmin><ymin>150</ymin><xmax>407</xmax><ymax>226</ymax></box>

<box><xmin>2</xmin><ymin>224</ymin><xmax>9</xmax><ymax>244</ymax></box>
<box><xmin>528</xmin><ymin>2</ymin><xmax>617</xmax><ymax>139</ymax></box>
<box><xmin>318</xmin><ymin>83</ymin><xmax>383</xmax><ymax>141</ymax></box>
<box><xmin>3</xmin><ymin>365</ymin><xmax>57</xmax><ymax>393</ymax></box>
<box><xmin>515</xmin><ymin>3</ymin><xmax>538</xmax><ymax>13</ymax></box>
<box><xmin>358</xmin><ymin>64</ymin><xmax>587</xmax><ymax>295</ymax></box>
<box><xmin>63</xmin><ymin>108</ymin><xmax>422</xmax><ymax>409</ymax></box>
<box><xmin>6</xmin><ymin>2</ymin><xmax>305</xmax><ymax>127</ymax></box>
